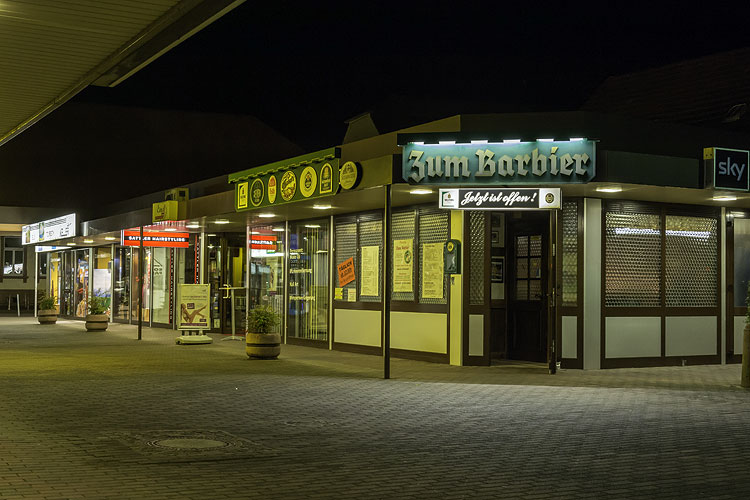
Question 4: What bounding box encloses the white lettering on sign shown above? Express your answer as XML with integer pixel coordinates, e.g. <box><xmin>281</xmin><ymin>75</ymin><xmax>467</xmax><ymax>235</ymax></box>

<box><xmin>718</xmin><ymin>155</ymin><xmax>747</xmax><ymax>181</ymax></box>
<box><xmin>460</xmin><ymin>190</ymin><xmax>538</xmax><ymax>207</ymax></box>
<box><xmin>407</xmin><ymin>149</ymin><xmax>590</xmax><ymax>180</ymax></box>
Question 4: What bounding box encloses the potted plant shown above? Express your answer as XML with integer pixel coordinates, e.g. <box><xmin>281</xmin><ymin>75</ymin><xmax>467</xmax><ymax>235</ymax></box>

<box><xmin>245</xmin><ymin>305</ymin><xmax>280</xmax><ymax>359</ymax></box>
<box><xmin>742</xmin><ymin>283</ymin><xmax>750</xmax><ymax>388</ymax></box>
<box><xmin>85</xmin><ymin>294</ymin><xmax>110</xmax><ymax>332</ymax></box>
<box><xmin>37</xmin><ymin>294</ymin><xmax>57</xmax><ymax>324</ymax></box>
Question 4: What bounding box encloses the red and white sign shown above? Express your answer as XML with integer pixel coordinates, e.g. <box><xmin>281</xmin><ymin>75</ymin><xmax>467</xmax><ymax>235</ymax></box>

<box><xmin>250</xmin><ymin>233</ymin><xmax>277</xmax><ymax>250</ymax></box>
<box><xmin>123</xmin><ymin>230</ymin><xmax>190</xmax><ymax>248</ymax></box>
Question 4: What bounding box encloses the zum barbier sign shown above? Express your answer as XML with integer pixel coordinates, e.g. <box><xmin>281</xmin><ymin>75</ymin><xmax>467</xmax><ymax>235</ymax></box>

<box><xmin>402</xmin><ymin>140</ymin><xmax>596</xmax><ymax>185</ymax></box>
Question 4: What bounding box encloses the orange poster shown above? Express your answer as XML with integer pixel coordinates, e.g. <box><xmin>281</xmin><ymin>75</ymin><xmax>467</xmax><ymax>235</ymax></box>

<box><xmin>337</xmin><ymin>257</ymin><xmax>355</xmax><ymax>287</ymax></box>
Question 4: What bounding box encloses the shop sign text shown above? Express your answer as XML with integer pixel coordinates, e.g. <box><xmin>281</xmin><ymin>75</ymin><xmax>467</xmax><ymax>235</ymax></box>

<box><xmin>439</xmin><ymin>188</ymin><xmax>561</xmax><ymax>210</ymax></box>
<box><xmin>403</xmin><ymin>140</ymin><xmax>595</xmax><ymax>185</ymax></box>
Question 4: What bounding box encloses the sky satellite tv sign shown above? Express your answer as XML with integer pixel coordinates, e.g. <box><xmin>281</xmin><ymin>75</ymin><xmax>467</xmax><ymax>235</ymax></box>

<box><xmin>705</xmin><ymin>147</ymin><xmax>749</xmax><ymax>191</ymax></box>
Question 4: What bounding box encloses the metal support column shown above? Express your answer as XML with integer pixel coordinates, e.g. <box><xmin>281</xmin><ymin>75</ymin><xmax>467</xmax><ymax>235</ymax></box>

<box><xmin>382</xmin><ymin>184</ymin><xmax>392</xmax><ymax>379</ymax></box>
<box><xmin>138</xmin><ymin>226</ymin><xmax>143</xmax><ymax>341</ymax></box>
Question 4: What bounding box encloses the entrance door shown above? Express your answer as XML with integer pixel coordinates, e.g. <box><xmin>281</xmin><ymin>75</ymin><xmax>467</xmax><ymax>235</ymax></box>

<box><xmin>206</xmin><ymin>233</ymin><xmax>247</xmax><ymax>334</ymax></box>
<box><xmin>507</xmin><ymin>212</ymin><xmax>549</xmax><ymax>362</ymax></box>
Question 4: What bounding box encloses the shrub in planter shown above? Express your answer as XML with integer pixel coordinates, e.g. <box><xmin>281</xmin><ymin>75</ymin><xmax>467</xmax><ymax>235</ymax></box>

<box><xmin>85</xmin><ymin>294</ymin><xmax>111</xmax><ymax>332</ymax></box>
<box><xmin>245</xmin><ymin>305</ymin><xmax>280</xmax><ymax>359</ymax></box>
<box><xmin>38</xmin><ymin>295</ymin><xmax>57</xmax><ymax>324</ymax></box>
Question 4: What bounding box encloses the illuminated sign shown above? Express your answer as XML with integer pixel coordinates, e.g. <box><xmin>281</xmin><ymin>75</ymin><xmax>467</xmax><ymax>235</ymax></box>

<box><xmin>403</xmin><ymin>140</ymin><xmax>595</xmax><ymax>185</ymax></box>
<box><xmin>439</xmin><ymin>188</ymin><xmax>561</xmax><ymax>210</ymax></box>
<box><xmin>152</xmin><ymin>200</ymin><xmax>179</xmax><ymax>222</ymax></box>
<box><xmin>123</xmin><ymin>230</ymin><xmax>190</xmax><ymax>248</ymax></box>
<box><xmin>250</xmin><ymin>233</ymin><xmax>277</xmax><ymax>250</ymax></box>
<box><xmin>704</xmin><ymin>147</ymin><xmax>749</xmax><ymax>191</ymax></box>
<box><xmin>22</xmin><ymin>213</ymin><xmax>76</xmax><ymax>245</ymax></box>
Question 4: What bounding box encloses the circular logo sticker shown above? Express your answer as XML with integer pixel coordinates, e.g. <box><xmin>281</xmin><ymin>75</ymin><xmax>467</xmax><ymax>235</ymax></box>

<box><xmin>250</xmin><ymin>178</ymin><xmax>264</xmax><ymax>207</ymax></box>
<box><xmin>446</xmin><ymin>241</ymin><xmax>454</xmax><ymax>252</ymax></box>
<box><xmin>545</xmin><ymin>192</ymin><xmax>555</xmax><ymax>204</ymax></box>
<box><xmin>340</xmin><ymin>161</ymin><xmax>359</xmax><ymax>190</ymax></box>
<box><xmin>268</xmin><ymin>175</ymin><xmax>277</xmax><ymax>204</ymax></box>
<box><xmin>300</xmin><ymin>166</ymin><xmax>318</xmax><ymax>198</ymax></box>
<box><xmin>280</xmin><ymin>171</ymin><xmax>297</xmax><ymax>201</ymax></box>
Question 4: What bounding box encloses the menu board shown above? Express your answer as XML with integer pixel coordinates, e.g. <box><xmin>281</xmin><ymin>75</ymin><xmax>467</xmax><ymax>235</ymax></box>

<box><xmin>393</xmin><ymin>239</ymin><xmax>413</xmax><ymax>293</ymax></box>
<box><xmin>421</xmin><ymin>242</ymin><xmax>444</xmax><ymax>299</ymax></box>
<box><xmin>360</xmin><ymin>245</ymin><xmax>379</xmax><ymax>297</ymax></box>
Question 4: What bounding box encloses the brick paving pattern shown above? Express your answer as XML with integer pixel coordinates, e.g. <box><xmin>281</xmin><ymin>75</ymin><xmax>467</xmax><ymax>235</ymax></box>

<box><xmin>1</xmin><ymin>317</ymin><xmax>749</xmax><ymax>499</ymax></box>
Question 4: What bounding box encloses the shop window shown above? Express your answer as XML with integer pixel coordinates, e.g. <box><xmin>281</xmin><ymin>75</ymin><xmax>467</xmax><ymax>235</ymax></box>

<box><xmin>418</xmin><ymin>208</ymin><xmax>449</xmax><ymax>305</ymax></box>
<box><xmin>3</xmin><ymin>237</ymin><xmax>24</xmax><ymax>276</ymax></box>
<box><xmin>334</xmin><ymin>216</ymin><xmax>357</xmax><ymax>302</ymax></box>
<box><xmin>93</xmin><ymin>247</ymin><xmax>113</xmax><ymax>316</ymax></box>
<box><xmin>561</xmin><ymin>200</ymin><xmax>578</xmax><ymax>307</ymax></box>
<box><xmin>469</xmin><ymin>211</ymin><xmax>485</xmax><ymax>306</ymax></box>
<box><xmin>605</xmin><ymin>211</ymin><xmax>661</xmax><ymax>307</ymax></box>
<box><xmin>288</xmin><ymin>220</ymin><xmax>329</xmax><ymax>341</ymax></box>
<box><xmin>665</xmin><ymin>216</ymin><xmax>717</xmax><ymax>307</ymax></box>
<box><xmin>249</xmin><ymin>225</ymin><xmax>284</xmax><ymax>334</ymax></box>
<box><xmin>734</xmin><ymin>218</ymin><xmax>750</xmax><ymax>307</ymax></box>
<box><xmin>391</xmin><ymin>209</ymin><xmax>416</xmax><ymax>302</ymax></box>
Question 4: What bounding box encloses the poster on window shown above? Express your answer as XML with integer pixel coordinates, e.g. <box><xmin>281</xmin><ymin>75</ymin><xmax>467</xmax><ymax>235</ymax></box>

<box><xmin>393</xmin><ymin>239</ymin><xmax>413</xmax><ymax>293</ymax></box>
<box><xmin>360</xmin><ymin>245</ymin><xmax>379</xmax><ymax>297</ymax></box>
<box><xmin>421</xmin><ymin>242</ymin><xmax>444</xmax><ymax>299</ymax></box>
<box><xmin>178</xmin><ymin>284</ymin><xmax>210</xmax><ymax>330</ymax></box>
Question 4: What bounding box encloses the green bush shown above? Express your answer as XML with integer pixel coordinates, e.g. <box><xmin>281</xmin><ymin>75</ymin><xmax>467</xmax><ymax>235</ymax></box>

<box><xmin>39</xmin><ymin>294</ymin><xmax>56</xmax><ymax>310</ymax></box>
<box><xmin>88</xmin><ymin>294</ymin><xmax>111</xmax><ymax>315</ymax></box>
<box><xmin>247</xmin><ymin>305</ymin><xmax>279</xmax><ymax>334</ymax></box>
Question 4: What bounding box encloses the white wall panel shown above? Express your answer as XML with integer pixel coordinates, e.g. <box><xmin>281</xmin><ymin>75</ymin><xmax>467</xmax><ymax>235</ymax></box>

<box><xmin>605</xmin><ymin>317</ymin><xmax>661</xmax><ymax>358</ymax></box>
<box><xmin>562</xmin><ymin>316</ymin><xmax>577</xmax><ymax>359</ymax></box>
<box><xmin>391</xmin><ymin>312</ymin><xmax>447</xmax><ymax>353</ymax></box>
<box><xmin>665</xmin><ymin>316</ymin><xmax>717</xmax><ymax>357</ymax></box>
<box><xmin>334</xmin><ymin>309</ymin><xmax>381</xmax><ymax>347</ymax></box>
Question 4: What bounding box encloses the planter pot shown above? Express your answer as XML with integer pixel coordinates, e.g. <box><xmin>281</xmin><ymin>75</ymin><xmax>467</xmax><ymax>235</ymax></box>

<box><xmin>246</xmin><ymin>332</ymin><xmax>281</xmax><ymax>359</ymax></box>
<box><xmin>85</xmin><ymin>314</ymin><xmax>109</xmax><ymax>332</ymax></box>
<box><xmin>38</xmin><ymin>309</ymin><xmax>57</xmax><ymax>324</ymax></box>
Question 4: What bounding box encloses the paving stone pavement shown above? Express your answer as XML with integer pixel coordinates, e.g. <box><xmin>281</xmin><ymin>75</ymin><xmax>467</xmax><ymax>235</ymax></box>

<box><xmin>1</xmin><ymin>316</ymin><xmax>749</xmax><ymax>500</ymax></box>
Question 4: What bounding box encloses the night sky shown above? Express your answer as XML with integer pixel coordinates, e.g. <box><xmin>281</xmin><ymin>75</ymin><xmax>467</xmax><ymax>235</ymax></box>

<box><xmin>74</xmin><ymin>2</ymin><xmax>750</xmax><ymax>152</ymax></box>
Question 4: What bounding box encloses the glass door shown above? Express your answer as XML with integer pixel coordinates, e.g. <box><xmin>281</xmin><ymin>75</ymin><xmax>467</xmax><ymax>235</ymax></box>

<box><xmin>151</xmin><ymin>247</ymin><xmax>172</xmax><ymax>326</ymax></box>
<box><xmin>249</xmin><ymin>225</ymin><xmax>284</xmax><ymax>334</ymax></box>
<box><xmin>287</xmin><ymin>219</ymin><xmax>329</xmax><ymax>342</ymax></box>
<box><xmin>93</xmin><ymin>247</ymin><xmax>112</xmax><ymax>316</ymax></box>
<box><xmin>113</xmin><ymin>246</ymin><xmax>130</xmax><ymax>322</ymax></box>
<box><xmin>74</xmin><ymin>250</ymin><xmax>89</xmax><ymax>318</ymax></box>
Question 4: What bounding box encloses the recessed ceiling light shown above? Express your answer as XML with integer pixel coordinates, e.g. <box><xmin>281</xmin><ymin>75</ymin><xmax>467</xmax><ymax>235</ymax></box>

<box><xmin>66</xmin><ymin>243</ymin><xmax>76</xmax><ymax>246</ymax></box>
<box><xmin>596</xmin><ymin>186</ymin><xmax>622</xmax><ymax>193</ymax></box>
<box><xmin>503</xmin><ymin>139</ymin><xmax>521</xmax><ymax>143</ymax></box>
<box><xmin>712</xmin><ymin>194</ymin><xmax>737</xmax><ymax>201</ymax></box>
<box><xmin>313</xmin><ymin>204</ymin><xmax>332</xmax><ymax>210</ymax></box>
<box><xmin>104</xmin><ymin>236</ymin><xmax>117</xmax><ymax>241</ymax></box>
<box><xmin>537</xmin><ymin>138</ymin><xmax>554</xmax><ymax>142</ymax></box>
<box><xmin>272</xmin><ymin>227</ymin><xmax>285</xmax><ymax>232</ymax></box>
<box><xmin>470</xmin><ymin>140</ymin><xmax>488</xmax><ymax>144</ymax></box>
<box><xmin>83</xmin><ymin>239</ymin><xmax>94</xmax><ymax>243</ymax></box>
<box><xmin>206</xmin><ymin>233</ymin><xmax>216</xmax><ymax>237</ymax></box>
<box><xmin>185</xmin><ymin>224</ymin><xmax>200</xmax><ymax>229</ymax></box>
<box><xmin>438</xmin><ymin>140</ymin><xmax>455</xmax><ymax>145</ymax></box>
<box><xmin>410</xmin><ymin>188</ymin><xmax>433</xmax><ymax>195</ymax></box>
<box><xmin>163</xmin><ymin>227</ymin><xmax>177</xmax><ymax>232</ymax></box>
<box><xmin>570</xmin><ymin>137</ymin><xmax>585</xmax><ymax>141</ymax></box>
<box><xmin>258</xmin><ymin>213</ymin><xmax>275</xmax><ymax>218</ymax></box>
<box><xmin>304</xmin><ymin>224</ymin><xmax>320</xmax><ymax>228</ymax></box>
<box><xmin>214</xmin><ymin>220</ymin><xmax>230</xmax><ymax>224</ymax></box>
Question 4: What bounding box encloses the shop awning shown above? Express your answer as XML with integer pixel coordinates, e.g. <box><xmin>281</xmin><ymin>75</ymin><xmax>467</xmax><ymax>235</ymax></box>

<box><xmin>227</xmin><ymin>147</ymin><xmax>340</xmax><ymax>183</ymax></box>
<box><xmin>0</xmin><ymin>0</ymin><xmax>246</xmax><ymax>147</ymax></box>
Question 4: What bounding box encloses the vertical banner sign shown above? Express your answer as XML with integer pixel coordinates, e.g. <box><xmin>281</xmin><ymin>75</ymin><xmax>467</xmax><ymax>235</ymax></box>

<box><xmin>360</xmin><ymin>246</ymin><xmax>380</xmax><ymax>296</ymax></box>
<box><xmin>337</xmin><ymin>257</ymin><xmax>355</xmax><ymax>287</ymax></box>
<box><xmin>421</xmin><ymin>242</ymin><xmax>444</xmax><ymax>299</ymax></box>
<box><xmin>393</xmin><ymin>239</ymin><xmax>414</xmax><ymax>293</ymax></box>
<box><xmin>178</xmin><ymin>284</ymin><xmax>210</xmax><ymax>330</ymax></box>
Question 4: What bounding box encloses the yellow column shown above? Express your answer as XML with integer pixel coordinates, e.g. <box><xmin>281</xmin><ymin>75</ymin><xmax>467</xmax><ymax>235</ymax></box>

<box><xmin>449</xmin><ymin>210</ymin><xmax>463</xmax><ymax>366</ymax></box>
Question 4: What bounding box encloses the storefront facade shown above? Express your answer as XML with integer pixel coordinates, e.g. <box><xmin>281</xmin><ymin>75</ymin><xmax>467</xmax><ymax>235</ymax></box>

<box><xmin>226</xmin><ymin>112</ymin><xmax>750</xmax><ymax>369</ymax></box>
<box><xmin>24</xmin><ymin>111</ymin><xmax>750</xmax><ymax>370</ymax></box>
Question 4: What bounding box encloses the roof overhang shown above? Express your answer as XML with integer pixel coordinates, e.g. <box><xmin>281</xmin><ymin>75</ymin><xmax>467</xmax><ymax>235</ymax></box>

<box><xmin>0</xmin><ymin>0</ymin><xmax>246</xmax><ymax>148</ymax></box>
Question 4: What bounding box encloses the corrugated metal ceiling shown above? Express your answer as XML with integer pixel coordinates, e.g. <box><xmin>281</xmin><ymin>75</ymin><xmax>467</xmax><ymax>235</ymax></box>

<box><xmin>0</xmin><ymin>0</ymin><xmax>245</xmax><ymax>147</ymax></box>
